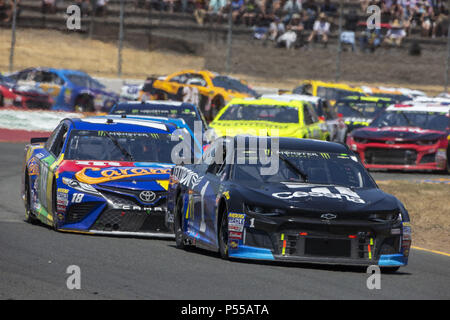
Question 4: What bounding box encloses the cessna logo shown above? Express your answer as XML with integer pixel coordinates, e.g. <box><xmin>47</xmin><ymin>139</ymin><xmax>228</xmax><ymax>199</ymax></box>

<box><xmin>320</xmin><ymin>213</ymin><xmax>337</xmax><ymax>220</ymax></box>
<box><xmin>139</xmin><ymin>191</ymin><xmax>156</xmax><ymax>202</ymax></box>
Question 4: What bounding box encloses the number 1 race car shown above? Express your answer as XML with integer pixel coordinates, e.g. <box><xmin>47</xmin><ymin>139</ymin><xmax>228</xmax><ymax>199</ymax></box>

<box><xmin>347</xmin><ymin>103</ymin><xmax>450</xmax><ymax>172</ymax></box>
<box><xmin>22</xmin><ymin>117</ymin><xmax>191</xmax><ymax>237</ymax></box>
<box><xmin>167</xmin><ymin>136</ymin><xmax>412</xmax><ymax>270</ymax></box>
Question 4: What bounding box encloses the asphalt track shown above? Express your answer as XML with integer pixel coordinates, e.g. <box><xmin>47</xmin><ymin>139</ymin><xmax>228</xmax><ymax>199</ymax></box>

<box><xmin>0</xmin><ymin>142</ymin><xmax>449</xmax><ymax>300</ymax></box>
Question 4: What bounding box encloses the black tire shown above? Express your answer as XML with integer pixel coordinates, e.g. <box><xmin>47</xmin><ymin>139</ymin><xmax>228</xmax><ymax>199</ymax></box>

<box><xmin>74</xmin><ymin>95</ymin><xmax>94</xmax><ymax>113</ymax></box>
<box><xmin>24</xmin><ymin>173</ymin><xmax>37</xmax><ymax>224</ymax></box>
<box><xmin>0</xmin><ymin>92</ymin><xmax>4</xmax><ymax>107</ymax></box>
<box><xmin>51</xmin><ymin>181</ymin><xmax>59</xmax><ymax>231</ymax></box>
<box><xmin>210</xmin><ymin>95</ymin><xmax>224</xmax><ymax>121</ymax></box>
<box><xmin>174</xmin><ymin>195</ymin><xmax>186</xmax><ymax>249</ymax></box>
<box><xmin>218</xmin><ymin>207</ymin><xmax>229</xmax><ymax>259</ymax></box>
<box><xmin>381</xmin><ymin>266</ymin><xmax>400</xmax><ymax>273</ymax></box>
<box><xmin>446</xmin><ymin>145</ymin><xmax>450</xmax><ymax>174</ymax></box>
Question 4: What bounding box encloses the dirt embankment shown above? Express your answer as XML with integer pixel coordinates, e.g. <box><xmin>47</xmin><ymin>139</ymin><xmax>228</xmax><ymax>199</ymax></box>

<box><xmin>377</xmin><ymin>181</ymin><xmax>450</xmax><ymax>254</ymax></box>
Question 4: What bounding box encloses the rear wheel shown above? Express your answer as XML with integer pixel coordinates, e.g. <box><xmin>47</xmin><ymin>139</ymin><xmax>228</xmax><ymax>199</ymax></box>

<box><xmin>218</xmin><ymin>207</ymin><xmax>229</xmax><ymax>259</ymax></box>
<box><xmin>74</xmin><ymin>95</ymin><xmax>94</xmax><ymax>113</ymax></box>
<box><xmin>174</xmin><ymin>195</ymin><xmax>186</xmax><ymax>249</ymax></box>
<box><xmin>0</xmin><ymin>92</ymin><xmax>4</xmax><ymax>107</ymax></box>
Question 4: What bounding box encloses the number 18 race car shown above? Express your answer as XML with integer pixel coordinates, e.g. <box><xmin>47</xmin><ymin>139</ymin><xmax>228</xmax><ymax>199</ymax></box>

<box><xmin>167</xmin><ymin>136</ymin><xmax>412</xmax><ymax>270</ymax></box>
<box><xmin>22</xmin><ymin>117</ymin><xmax>189</xmax><ymax>237</ymax></box>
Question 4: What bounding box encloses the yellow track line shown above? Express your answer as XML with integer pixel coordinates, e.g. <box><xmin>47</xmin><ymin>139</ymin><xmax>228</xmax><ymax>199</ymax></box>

<box><xmin>412</xmin><ymin>246</ymin><xmax>450</xmax><ymax>257</ymax></box>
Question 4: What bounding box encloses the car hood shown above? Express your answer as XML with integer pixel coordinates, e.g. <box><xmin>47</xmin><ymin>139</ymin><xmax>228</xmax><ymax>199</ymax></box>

<box><xmin>352</xmin><ymin>126</ymin><xmax>447</xmax><ymax>141</ymax></box>
<box><xmin>58</xmin><ymin>160</ymin><xmax>173</xmax><ymax>191</ymax></box>
<box><xmin>236</xmin><ymin>182</ymin><xmax>399</xmax><ymax>214</ymax></box>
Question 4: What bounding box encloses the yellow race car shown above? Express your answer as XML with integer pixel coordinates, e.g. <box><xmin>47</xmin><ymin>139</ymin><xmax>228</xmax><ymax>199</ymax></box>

<box><xmin>139</xmin><ymin>70</ymin><xmax>257</xmax><ymax>121</ymax></box>
<box><xmin>291</xmin><ymin>80</ymin><xmax>365</xmax><ymax>105</ymax></box>
<box><xmin>209</xmin><ymin>98</ymin><xmax>329</xmax><ymax>140</ymax></box>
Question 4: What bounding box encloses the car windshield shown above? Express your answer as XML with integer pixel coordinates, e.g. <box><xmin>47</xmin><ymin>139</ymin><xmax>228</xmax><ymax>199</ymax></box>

<box><xmin>219</xmin><ymin>104</ymin><xmax>299</xmax><ymax>123</ymax></box>
<box><xmin>65</xmin><ymin>74</ymin><xmax>104</xmax><ymax>90</ymax></box>
<box><xmin>212</xmin><ymin>76</ymin><xmax>257</xmax><ymax>96</ymax></box>
<box><xmin>335</xmin><ymin>101</ymin><xmax>385</xmax><ymax>118</ymax></box>
<box><xmin>110</xmin><ymin>104</ymin><xmax>201</xmax><ymax>131</ymax></box>
<box><xmin>65</xmin><ymin>130</ymin><xmax>181</xmax><ymax>163</ymax></box>
<box><xmin>370</xmin><ymin>110</ymin><xmax>449</xmax><ymax>131</ymax></box>
<box><xmin>232</xmin><ymin>150</ymin><xmax>376</xmax><ymax>188</ymax></box>
<box><xmin>0</xmin><ymin>74</ymin><xmax>15</xmax><ymax>85</ymax></box>
<box><xmin>317</xmin><ymin>87</ymin><xmax>364</xmax><ymax>101</ymax></box>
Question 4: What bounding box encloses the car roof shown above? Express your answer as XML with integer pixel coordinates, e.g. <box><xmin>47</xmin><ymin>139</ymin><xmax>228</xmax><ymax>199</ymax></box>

<box><xmin>386</xmin><ymin>104</ymin><xmax>450</xmax><ymax>113</ymax></box>
<box><xmin>339</xmin><ymin>95</ymin><xmax>392</xmax><ymax>102</ymax></box>
<box><xmin>115</xmin><ymin>100</ymin><xmax>194</xmax><ymax>108</ymax></box>
<box><xmin>228</xmin><ymin>97</ymin><xmax>304</xmax><ymax>107</ymax></box>
<box><xmin>225</xmin><ymin>136</ymin><xmax>349</xmax><ymax>153</ymax></box>
<box><xmin>68</xmin><ymin>117</ymin><xmax>176</xmax><ymax>133</ymax></box>
<box><xmin>261</xmin><ymin>94</ymin><xmax>321</xmax><ymax>103</ymax></box>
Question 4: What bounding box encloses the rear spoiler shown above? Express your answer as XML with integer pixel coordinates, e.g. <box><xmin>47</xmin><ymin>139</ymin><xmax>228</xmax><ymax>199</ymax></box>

<box><xmin>30</xmin><ymin>137</ymin><xmax>48</xmax><ymax>144</ymax></box>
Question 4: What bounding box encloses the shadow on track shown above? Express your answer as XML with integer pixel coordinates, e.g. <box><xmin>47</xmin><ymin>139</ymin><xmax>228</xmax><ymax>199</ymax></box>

<box><xmin>167</xmin><ymin>244</ymin><xmax>411</xmax><ymax>275</ymax></box>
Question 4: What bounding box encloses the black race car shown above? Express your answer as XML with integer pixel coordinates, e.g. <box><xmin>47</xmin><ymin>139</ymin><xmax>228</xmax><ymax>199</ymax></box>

<box><xmin>167</xmin><ymin>136</ymin><xmax>411</xmax><ymax>270</ymax></box>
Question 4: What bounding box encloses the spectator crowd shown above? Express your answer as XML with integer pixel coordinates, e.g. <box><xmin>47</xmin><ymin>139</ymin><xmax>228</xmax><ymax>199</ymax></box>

<box><xmin>0</xmin><ymin>0</ymin><xmax>448</xmax><ymax>52</ymax></box>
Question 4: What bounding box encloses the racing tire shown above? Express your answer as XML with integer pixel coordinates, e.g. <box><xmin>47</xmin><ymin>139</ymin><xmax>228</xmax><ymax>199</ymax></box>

<box><xmin>0</xmin><ymin>93</ymin><xmax>4</xmax><ymax>107</ymax></box>
<box><xmin>24</xmin><ymin>173</ymin><xmax>38</xmax><ymax>224</ymax></box>
<box><xmin>446</xmin><ymin>146</ymin><xmax>450</xmax><ymax>174</ymax></box>
<box><xmin>51</xmin><ymin>181</ymin><xmax>59</xmax><ymax>231</ymax></box>
<box><xmin>381</xmin><ymin>266</ymin><xmax>400</xmax><ymax>273</ymax></box>
<box><xmin>174</xmin><ymin>195</ymin><xmax>186</xmax><ymax>249</ymax></box>
<box><xmin>74</xmin><ymin>95</ymin><xmax>94</xmax><ymax>113</ymax></box>
<box><xmin>218</xmin><ymin>206</ymin><xmax>229</xmax><ymax>260</ymax></box>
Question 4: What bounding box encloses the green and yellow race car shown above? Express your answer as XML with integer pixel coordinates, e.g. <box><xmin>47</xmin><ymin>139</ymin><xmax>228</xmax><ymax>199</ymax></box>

<box><xmin>209</xmin><ymin>98</ymin><xmax>329</xmax><ymax>140</ymax></box>
<box><xmin>334</xmin><ymin>96</ymin><xmax>394</xmax><ymax>133</ymax></box>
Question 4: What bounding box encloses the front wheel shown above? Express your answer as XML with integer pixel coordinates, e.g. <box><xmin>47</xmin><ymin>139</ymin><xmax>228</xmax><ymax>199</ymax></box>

<box><xmin>381</xmin><ymin>266</ymin><xmax>400</xmax><ymax>273</ymax></box>
<box><xmin>24</xmin><ymin>173</ymin><xmax>37</xmax><ymax>224</ymax></box>
<box><xmin>174</xmin><ymin>195</ymin><xmax>186</xmax><ymax>249</ymax></box>
<box><xmin>218</xmin><ymin>208</ymin><xmax>229</xmax><ymax>259</ymax></box>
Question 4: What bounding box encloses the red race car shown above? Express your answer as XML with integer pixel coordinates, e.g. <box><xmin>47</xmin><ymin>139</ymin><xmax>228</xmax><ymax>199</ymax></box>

<box><xmin>347</xmin><ymin>103</ymin><xmax>450</xmax><ymax>173</ymax></box>
<box><xmin>0</xmin><ymin>74</ymin><xmax>53</xmax><ymax>109</ymax></box>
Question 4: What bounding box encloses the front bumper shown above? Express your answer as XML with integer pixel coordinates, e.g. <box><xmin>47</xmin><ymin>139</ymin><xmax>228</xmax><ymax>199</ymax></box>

<box><xmin>56</xmin><ymin>186</ymin><xmax>172</xmax><ymax>236</ymax></box>
<box><xmin>228</xmin><ymin>213</ymin><xmax>409</xmax><ymax>267</ymax></box>
<box><xmin>349</xmin><ymin>141</ymin><xmax>447</xmax><ymax>171</ymax></box>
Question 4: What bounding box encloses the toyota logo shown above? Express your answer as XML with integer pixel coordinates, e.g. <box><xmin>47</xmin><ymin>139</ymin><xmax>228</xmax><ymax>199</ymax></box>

<box><xmin>320</xmin><ymin>213</ymin><xmax>337</xmax><ymax>220</ymax></box>
<box><xmin>139</xmin><ymin>191</ymin><xmax>156</xmax><ymax>202</ymax></box>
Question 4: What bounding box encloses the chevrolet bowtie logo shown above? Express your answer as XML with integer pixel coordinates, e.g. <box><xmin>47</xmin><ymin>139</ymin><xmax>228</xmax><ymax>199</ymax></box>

<box><xmin>320</xmin><ymin>213</ymin><xmax>337</xmax><ymax>220</ymax></box>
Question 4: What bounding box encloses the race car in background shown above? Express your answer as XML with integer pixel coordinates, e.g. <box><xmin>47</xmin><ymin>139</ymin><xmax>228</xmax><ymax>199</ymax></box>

<box><xmin>109</xmin><ymin>100</ymin><xmax>208</xmax><ymax>134</ymax></box>
<box><xmin>291</xmin><ymin>80</ymin><xmax>365</xmax><ymax>105</ymax></box>
<box><xmin>8</xmin><ymin>68</ymin><xmax>118</xmax><ymax>112</ymax></box>
<box><xmin>360</xmin><ymin>86</ymin><xmax>412</xmax><ymax>103</ymax></box>
<box><xmin>167</xmin><ymin>136</ymin><xmax>411</xmax><ymax>271</ymax></box>
<box><xmin>0</xmin><ymin>73</ymin><xmax>53</xmax><ymax>109</ymax></box>
<box><xmin>137</xmin><ymin>70</ymin><xmax>258</xmax><ymax>121</ymax></box>
<box><xmin>262</xmin><ymin>94</ymin><xmax>348</xmax><ymax>143</ymax></box>
<box><xmin>209</xmin><ymin>98</ymin><xmax>328</xmax><ymax>140</ymax></box>
<box><xmin>334</xmin><ymin>96</ymin><xmax>394</xmax><ymax>133</ymax></box>
<box><xmin>22</xmin><ymin>117</ymin><xmax>193</xmax><ymax>236</ymax></box>
<box><xmin>347</xmin><ymin>103</ymin><xmax>450</xmax><ymax>172</ymax></box>
<box><xmin>120</xmin><ymin>82</ymin><xmax>143</xmax><ymax>101</ymax></box>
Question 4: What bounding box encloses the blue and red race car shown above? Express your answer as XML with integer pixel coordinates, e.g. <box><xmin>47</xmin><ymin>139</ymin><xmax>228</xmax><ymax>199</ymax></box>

<box><xmin>8</xmin><ymin>68</ymin><xmax>118</xmax><ymax>112</ymax></box>
<box><xmin>22</xmin><ymin>117</ymin><xmax>193</xmax><ymax>237</ymax></box>
<box><xmin>347</xmin><ymin>103</ymin><xmax>450</xmax><ymax>172</ymax></box>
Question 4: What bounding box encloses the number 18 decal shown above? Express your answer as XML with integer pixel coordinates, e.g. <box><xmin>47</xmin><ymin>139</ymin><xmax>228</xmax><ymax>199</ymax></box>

<box><xmin>71</xmin><ymin>193</ymin><xmax>84</xmax><ymax>203</ymax></box>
